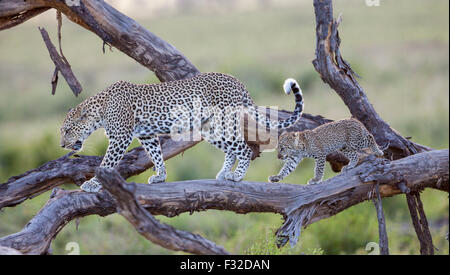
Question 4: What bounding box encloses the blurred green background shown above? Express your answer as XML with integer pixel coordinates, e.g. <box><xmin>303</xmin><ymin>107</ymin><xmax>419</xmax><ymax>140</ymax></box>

<box><xmin>0</xmin><ymin>0</ymin><xmax>448</xmax><ymax>255</ymax></box>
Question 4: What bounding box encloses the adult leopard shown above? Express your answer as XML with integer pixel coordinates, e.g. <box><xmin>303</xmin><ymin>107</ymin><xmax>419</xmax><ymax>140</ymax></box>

<box><xmin>60</xmin><ymin>72</ymin><xmax>304</xmax><ymax>192</ymax></box>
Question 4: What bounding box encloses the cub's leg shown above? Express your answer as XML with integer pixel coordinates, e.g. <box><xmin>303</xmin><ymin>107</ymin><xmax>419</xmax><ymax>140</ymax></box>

<box><xmin>308</xmin><ymin>155</ymin><xmax>326</xmax><ymax>185</ymax></box>
<box><xmin>216</xmin><ymin>153</ymin><xmax>237</xmax><ymax>180</ymax></box>
<box><xmin>341</xmin><ymin>149</ymin><xmax>359</xmax><ymax>172</ymax></box>
<box><xmin>138</xmin><ymin>136</ymin><xmax>167</xmax><ymax>184</ymax></box>
<box><xmin>81</xmin><ymin>133</ymin><xmax>133</xmax><ymax>192</ymax></box>
<box><xmin>269</xmin><ymin>156</ymin><xmax>301</xmax><ymax>183</ymax></box>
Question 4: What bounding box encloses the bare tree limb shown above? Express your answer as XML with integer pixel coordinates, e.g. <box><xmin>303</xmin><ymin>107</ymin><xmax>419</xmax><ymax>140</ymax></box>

<box><xmin>38</xmin><ymin>27</ymin><xmax>82</xmax><ymax>96</ymax></box>
<box><xmin>372</xmin><ymin>183</ymin><xmax>389</xmax><ymax>255</ymax></box>
<box><xmin>311</xmin><ymin>0</ymin><xmax>430</xmax><ymax>159</ymax></box>
<box><xmin>97</xmin><ymin>168</ymin><xmax>229</xmax><ymax>255</ymax></box>
<box><xmin>1</xmin><ymin>0</ymin><xmax>199</xmax><ymax>83</ymax></box>
<box><xmin>1</xmin><ymin>150</ymin><xmax>447</xmax><ymax>254</ymax></box>
<box><xmin>0</xmin><ymin>7</ymin><xmax>49</xmax><ymax>31</ymax></box>
<box><xmin>406</xmin><ymin>192</ymin><xmax>435</xmax><ymax>255</ymax></box>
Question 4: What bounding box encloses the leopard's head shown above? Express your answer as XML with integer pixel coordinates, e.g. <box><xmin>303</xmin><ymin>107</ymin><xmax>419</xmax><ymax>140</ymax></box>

<box><xmin>60</xmin><ymin>102</ymin><xmax>99</xmax><ymax>152</ymax></box>
<box><xmin>277</xmin><ymin>131</ymin><xmax>305</xmax><ymax>160</ymax></box>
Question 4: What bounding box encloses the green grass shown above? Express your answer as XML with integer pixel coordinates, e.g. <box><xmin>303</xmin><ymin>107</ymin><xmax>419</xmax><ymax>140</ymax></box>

<box><xmin>0</xmin><ymin>0</ymin><xmax>448</xmax><ymax>255</ymax></box>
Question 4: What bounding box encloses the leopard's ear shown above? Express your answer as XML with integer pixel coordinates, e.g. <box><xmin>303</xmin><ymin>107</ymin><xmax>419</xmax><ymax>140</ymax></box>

<box><xmin>79</xmin><ymin>107</ymin><xmax>89</xmax><ymax>121</ymax></box>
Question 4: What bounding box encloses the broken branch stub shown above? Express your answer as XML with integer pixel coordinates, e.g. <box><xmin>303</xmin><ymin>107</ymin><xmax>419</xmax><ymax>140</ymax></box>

<box><xmin>39</xmin><ymin>27</ymin><xmax>82</xmax><ymax>96</ymax></box>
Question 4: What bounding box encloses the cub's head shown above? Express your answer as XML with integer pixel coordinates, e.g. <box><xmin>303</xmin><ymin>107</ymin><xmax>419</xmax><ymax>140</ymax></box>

<box><xmin>277</xmin><ymin>131</ymin><xmax>305</xmax><ymax>160</ymax></box>
<box><xmin>60</xmin><ymin>103</ymin><xmax>97</xmax><ymax>152</ymax></box>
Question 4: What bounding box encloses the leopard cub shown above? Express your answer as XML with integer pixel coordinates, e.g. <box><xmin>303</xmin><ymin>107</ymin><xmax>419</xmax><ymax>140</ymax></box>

<box><xmin>269</xmin><ymin>118</ymin><xmax>384</xmax><ymax>185</ymax></box>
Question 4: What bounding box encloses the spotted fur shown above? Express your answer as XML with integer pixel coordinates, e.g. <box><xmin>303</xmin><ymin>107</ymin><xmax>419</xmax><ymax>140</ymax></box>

<box><xmin>60</xmin><ymin>72</ymin><xmax>304</xmax><ymax>192</ymax></box>
<box><xmin>269</xmin><ymin>118</ymin><xmax>384</xmax><ymax>185</ymax></box>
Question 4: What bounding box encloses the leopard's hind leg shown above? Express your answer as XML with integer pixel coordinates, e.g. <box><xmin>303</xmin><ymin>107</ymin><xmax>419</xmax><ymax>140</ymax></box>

<box><xmin>139</xmin><ymin>136</ymin><xmax>167</xmax><ymax>184</ymax></box>
<box><xmin>204</xmin><ymin>137</ymin><xmax>252</xmax><ymax>182</ymax></box>
<box><xmin>216</xmin><ymin>153</ymin><xmax>237</xmax><ymax>180</ymax></box>
<box><xmin>225</xmin><ymin>141</ymin><xmax>253</xmax><ymax>182</ymax></box>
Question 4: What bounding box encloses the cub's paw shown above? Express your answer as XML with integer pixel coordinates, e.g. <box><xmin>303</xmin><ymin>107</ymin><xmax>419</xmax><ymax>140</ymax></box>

<box><xmin>224</xmin><ymin>172</ymin><xmax>243</xmax><ymax>182</ymax></box>
<box><xmin>80</xmin><ymin>178</ymin><xmax>102</xmax><ymax>193</ymax></box>
<box><xmin>268</xmin><ymin>175</ymin><xmax>281</xmax><ymax>183</ymax></box>
<box><xmin>307</xmin><ymin>179</ymin><xmax>321</xmax><ymax>185</ymax></box>
<box><xmin>148</xmin><ymin>175</ymin><xmax>166</xmax><ymax>184</ymax></box>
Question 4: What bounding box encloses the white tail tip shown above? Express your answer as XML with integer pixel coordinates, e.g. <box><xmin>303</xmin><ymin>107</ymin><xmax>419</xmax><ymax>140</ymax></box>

<box><xmin>283</xmin><ymin>78</ymin><xmax>299</xmax><ymax>95</ymax></box>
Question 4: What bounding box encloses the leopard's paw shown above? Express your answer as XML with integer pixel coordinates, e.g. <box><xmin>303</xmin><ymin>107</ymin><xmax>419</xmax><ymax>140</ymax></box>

<box><xmin>224</xmin><ymin>172</ymin><xmax>243</xmax><ymax>182</ymax></box>
<box><xmin>80</xmin><ymin>178</ymin><xmax>102</xmax><ymax>193</ymax></box>
<box><xmin>148</xmin><ymin>175</ymin><xmax>165</xmax><ymax>184</ymax></box>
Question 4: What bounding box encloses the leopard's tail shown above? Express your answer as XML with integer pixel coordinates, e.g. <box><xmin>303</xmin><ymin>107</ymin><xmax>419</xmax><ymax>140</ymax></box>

<box><xmin>243</xmin><ymin>78</ymin><xmax>304</xmax><ymax>130</ymax></box>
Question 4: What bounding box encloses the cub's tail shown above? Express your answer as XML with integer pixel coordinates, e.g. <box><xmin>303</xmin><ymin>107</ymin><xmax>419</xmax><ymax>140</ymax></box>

<box><xmin>244</xmin><ymin>78</ymin><xmax>304</xmax><ymax>130</ymax></box>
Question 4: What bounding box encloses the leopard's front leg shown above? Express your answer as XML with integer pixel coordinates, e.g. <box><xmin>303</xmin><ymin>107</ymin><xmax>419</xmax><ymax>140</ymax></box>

<box><xmin>80</xmin><ymin>134</ymin><xmax>133</xmax><ymax>193</ymax></box>
<box><xmin>269</xmin><ymin>156</ymin><xmax>301</xmax><ymax>183</ymax></box>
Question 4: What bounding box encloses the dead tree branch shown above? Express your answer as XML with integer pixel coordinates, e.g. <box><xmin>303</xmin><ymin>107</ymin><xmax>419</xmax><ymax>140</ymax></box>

<box><xmin>406</xmin><ymin>192</ymin><xmax>435</xmax><ymax>255</ymax></box>
<box><xmin>372</xmin><ymin>184</ymin><xmax>389</xmax><ymax>255</ymax></box>
<box><xmin>311</xmin><ymin>0</ymin><xmax>430</xmax><ymax>160</ymax></box>
<box><xmin>39</xmin><ymin>27</ymin><xmax>82</xmax><ymax>96</ymax></box>
<box><xmin>1</xmin><ymin>150</ymin><xmax>447</xmax><ymax>254</ymax></box>
<box><xmin>97</xmin><ymin>168</ymin><xmax>229</xmax><ymax>255</ymax></box>
<box><xmin>0</xmin><ymin>0</ymin><xmax>200</xmax><ymax>82</ymax></box>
